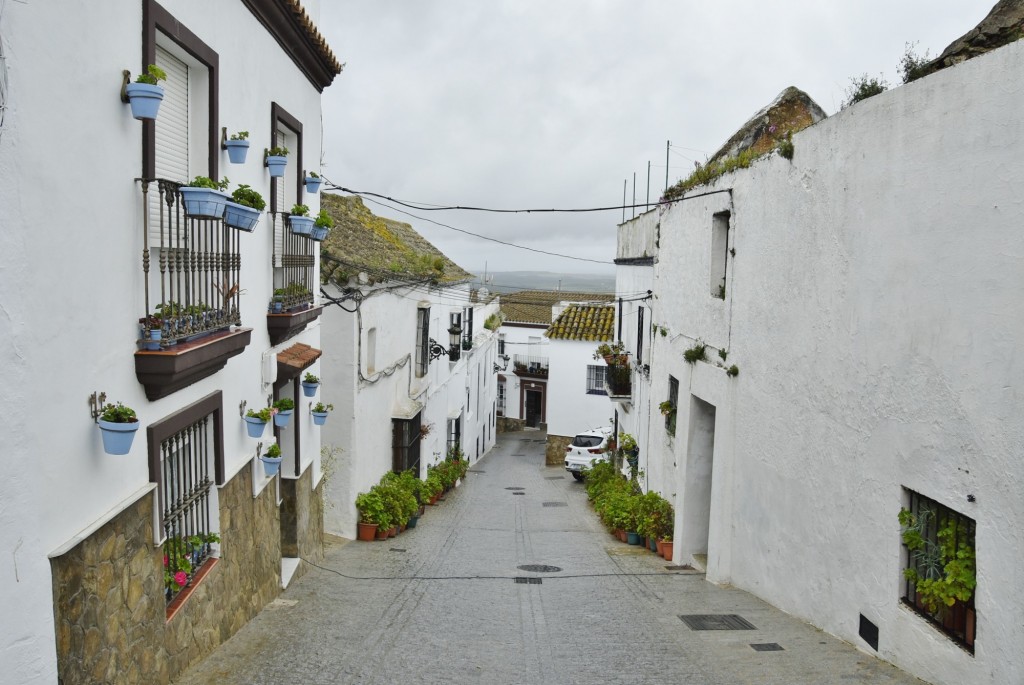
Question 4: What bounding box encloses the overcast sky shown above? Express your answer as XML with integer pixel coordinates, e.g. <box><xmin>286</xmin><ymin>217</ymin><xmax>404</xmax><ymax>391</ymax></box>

<box><xmin>318</xmin><ymin>1</ymin><xmax>996</xmax><ymax>276</ymax></box>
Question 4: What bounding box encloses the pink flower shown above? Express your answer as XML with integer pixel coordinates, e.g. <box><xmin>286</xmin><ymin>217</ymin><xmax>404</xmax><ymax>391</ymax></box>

<box><xmin>174</xmin><ymin>571</ymin><xmax>188</xmax><ymax>587</ymax></box>
<box><xmin>270</xmin><ymin>408</ymin><xmax>279</xmax><ymax>417</ymax></box>
<box><xmin>163</xmin><ymin>555</ymin><xmax>169</xmax><ymax>567</ymax></box>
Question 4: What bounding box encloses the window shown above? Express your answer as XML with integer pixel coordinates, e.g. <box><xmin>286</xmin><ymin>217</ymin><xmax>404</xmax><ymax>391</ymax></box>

<box><xmin>366</xmin><ymin>327</ymin><xmax>376</xmax><ymax>374</ymax></box>
<box><xmin>147</xmin><ymin>392</ymin><xmax>224</xmax><ymax>612</ymax></box>
<box><xmin>586</xmin><ymin>365</ymin><xmax>607</xmax><ymax>395</ymax></box>
<box><xmin>269</xmin><ymin>105</ymin><xmax>315</xmax><ymax>313</ymax></box>
<box><xmin>666</xmin><ymin>376</ymin><xmax>679</xmax><ymax>435</ymax></box>
<box><xmin>497</xmin><ymin>380</ymin><xmax>506</xmax><ymax>415</ymax></box>
<box><xmin>636</xmin><ymin>305</ymin><xmax>645</xmax><ymax>364</ymax></box>
<box><xmin>900</xmin><ymin>489</ymin><xmax>976</xmax><ymax>652</ymax></box>
<box><xmin>463</xmin><ymin>306</ymin><xmax>474</xmax><ymax>346</ymax></box>
<box><xmin>392</xmin><ymin>412</ymin><xmax>421</xmax><ymax>474</ymax></box>
<box><xmin>447</xmin><ymin>415</ymin><xmax>462</xmax><ymax>453</ymax></box>
<box><xmin>498</xmin><ymin>334</ymin><xmax>506</xmax><ymax>356</ymax></box>
<box><xmin>415</xmin><ymin>307</ymin><xmax>430</xmax><ymax>377</ymax></box>
<box><xmin>710</xmin><ymin>211</ymin><xmax>729</xmax><ymax>298</ymax></box>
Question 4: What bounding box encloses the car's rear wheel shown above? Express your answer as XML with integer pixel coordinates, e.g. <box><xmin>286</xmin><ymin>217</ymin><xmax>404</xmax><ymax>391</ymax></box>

<box><xmin>571</xmin><ymin>472</ymin><xmax>584</xmax><ymax>482</ymax></box>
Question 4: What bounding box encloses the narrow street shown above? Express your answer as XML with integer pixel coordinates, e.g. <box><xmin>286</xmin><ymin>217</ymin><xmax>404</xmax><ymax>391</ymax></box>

<box><xmin>174</xmin><ymin>431</ymin><xmax>923</xmax><ymax>685</ymax></box>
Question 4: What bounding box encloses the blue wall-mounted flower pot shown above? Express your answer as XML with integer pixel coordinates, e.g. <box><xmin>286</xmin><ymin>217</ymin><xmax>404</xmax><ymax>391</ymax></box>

<box><xmin>301</xmin><ymin>382</ymin><xmax>319</xmax><ymax>397</ymax></box>
<box><xmin>179</xmin><ymin>187</ymin><xmax>229</xmax><ymax>219</ymax></box>
<box><xmin>98</xmin><ymin>420</ymin><xmax>140</xmax><ymax>455</ymax></box>
<box><xmin>260</xmin><ymin>456</ymin><xmax>283</xmax><ymax>477</ymax></box>
<box><xmin>125</xmin><ymin>83</ymin><xmax>164</xmax><ymax>121</ymax></box>
<box><xmin>274</xmin><ymin>409</ymin><xmax>293</xmax><ymax>428</ymax></box>
<box><xmin>266</xmin><ymin>155</ymin><xmax>288</xmax><ymax>177</ymax></box>
<box><xmin>289</xmin><ymin>215</ymin><xmax>314</xmax><ymax>236</ymax></box>
<box><xmin>243</xmin><ymin>416</ymin><xmax>267</xmax><ymax>438</ymax></box>
<box><xmin>224</xmin><ymin>201</ymin><xmax>261</xmax><ymax>232</ymax></box>
<box><xmin>312</xmin><ymin>412</ymin><xmax>328</xmax><ymax>426</ymax></box>
<box><xmin>304</xmin><ymin>176</ymin><xmax>322</xmax><ymax>193</ymax></box>
<box><xmin>225</xmin><ymin>139</ymin><xmax>250</xmax><ymax>164</ymax></box>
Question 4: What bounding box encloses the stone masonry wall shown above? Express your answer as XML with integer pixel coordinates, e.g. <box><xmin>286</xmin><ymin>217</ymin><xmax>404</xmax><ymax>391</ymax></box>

<box><xmin>545</xmin><ymin>434</ymin><xmax>572</xmax><ymax>466</ymax></box>
<box><xmin>51</xmin><ymin>463</ymin><xmax>282</xmax><ymax>685</ymax></box>
<box><xmin>497</xmin><ymin>416</ymin><xmax>526</xmax><ymax>433</ymax></box>
<box><xmin>280</xmin><ymin>467</ymin><xmax>325</xmax><ymax>584</ymax></box>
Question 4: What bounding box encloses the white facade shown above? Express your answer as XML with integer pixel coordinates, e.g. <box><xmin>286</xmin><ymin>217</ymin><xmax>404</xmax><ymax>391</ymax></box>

<box><xmin>628</xmin><ymin>39</ymin><xmax>1024</xmax><ymax>685</ymax></box>
<box><xmin>320</xmin><ymin>280</ymin><xmax>499</xmax><ymax>539</ymax></box>
<box><xmin>543</xmin><ymin>338</ymin><xmax>614</xmax><ymax>439</ymax></box>
<box><xmin>0</xmin><ymin>1</ymin><xmax>335</xmax><ymax>681</ymax></box>
<box><xmin>496</xmin><ymin>322</ymin><xmax>550</xmax><ymax>423</ymax></box>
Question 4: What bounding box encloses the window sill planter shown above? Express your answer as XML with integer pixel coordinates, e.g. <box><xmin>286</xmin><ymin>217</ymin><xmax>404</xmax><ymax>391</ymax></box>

<box><xmin>301</xmin><ymin>381</ymin><xmax>319</xmax><ymax>397</ymax></box>
<box><xmin>273</xmin><ymin>410</ymin><xmax>293</xmax><ymax>428</ymax></box>
<box><xmin>97</xmin><ymin>419</ymin><xmax>140</xmax><ymax>455</ymax></box>
<box><xmin>260</xmin><ymin>456</ymin><xmax>283</xmax><ymax>477</ymax></box>
<box><xmin>135</xmin><ymin>327</ymin><xmax>252</xmax><ymax>400</ymax></box>
<box><xmin>266</xmin><ymin>155</ymin><xmax>288</xmax><ymax>177</ymax></box>
<box><xmin>224</xmin><ymin>201</ymin><xmax>261</xmax><ymax>232</ymax></box>
<box><xmin>288</xmin><ymin>215</ymin><xmax>314</xmax><ymax>236</ymax></box>
<box><xmin>243</xmin><ymin>416</ymin><xmax>267</xmax><ymax>438</ymax></box>
<box><xmin>311</xmin><ymin>411</ymin><xmax>329</xmax><ymax>426</ymax></box>
<box><xmin>304</xmin><ymin>176</ymin><xmax>322</xmax><ymax>193</ymax></box>
<box><xmin>310</xmin><ymin>226</ymin><xmax>328</xmax><ymax>241</ymax></box>
<box><xmin>267</xmin><ymin>305</ymin><xmax>323</xmax><ymax>346</ymax></box>
<box><xmin>225</xmin><ymin>139</ymin><xmax>249</xmax><ymax>164</ymax></box>
<box><xmin>179</xmin><ymin>187</ymin><xmax>229</xmax><ymax>219</ymax></box>
<box><xmin>125</xmin><ymin>83</ymin><xmax>164</xmax><ymax>120</ymax></box>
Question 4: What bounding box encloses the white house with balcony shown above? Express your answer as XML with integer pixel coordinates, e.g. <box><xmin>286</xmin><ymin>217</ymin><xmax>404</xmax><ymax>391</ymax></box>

<box><xmin>317</xmin><ymin>194</ymin><xmax>500</xmax><ymax>539</ymax></box>
<box><xmin>620</xmin><ymin>16</ymin><xmax>1024</xmax><ymax>685</ymax></box>
<box><xmin>0</xmin><ymin>2</ymin><xmax>341</xmax><ymax>683</ymax></box>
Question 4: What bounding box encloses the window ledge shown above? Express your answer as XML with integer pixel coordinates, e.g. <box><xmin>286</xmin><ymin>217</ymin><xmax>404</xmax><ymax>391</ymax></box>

<box><xmin>166</xmin><ymin>557</ymin><xmax>219</xmax><ymax>622</ymax></box>
<box><xmin>135</xmin><ymin>328</ymin><xmax>253</xmax><ymax>400</ymax></box>
<box><xmin>267</xmin><ymin>305</ymin><xmax>323</xmax><ymax>346</ymax></box>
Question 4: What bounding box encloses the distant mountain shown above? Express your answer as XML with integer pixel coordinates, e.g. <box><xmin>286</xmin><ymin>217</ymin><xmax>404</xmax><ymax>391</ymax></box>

<box><xmin>473</xmin><ymin>271</ymin><xmax>615</xmax><ymax>294</ymax></box>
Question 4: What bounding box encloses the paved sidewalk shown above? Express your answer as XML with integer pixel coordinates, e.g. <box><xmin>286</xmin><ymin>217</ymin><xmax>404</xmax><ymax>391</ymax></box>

<box><xmin>173</xmin><ymin>431</ymin><xmax>926</xmax><ymax>685</ymax></box>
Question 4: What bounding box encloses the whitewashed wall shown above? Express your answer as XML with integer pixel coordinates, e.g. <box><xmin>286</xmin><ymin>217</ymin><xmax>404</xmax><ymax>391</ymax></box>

<box><xmin>637</xmin><ymin>39</ymin><xmax>1024</xmax><ymax>685</ymax></box>
<box><xmin>544</xmin><ymin>339</ymin><xmax>614</xmax><ymax>439</ymax></box>
<box><xmin>496</xmin><ymin>322</ymin><xmax>549</xmax><ymax>420</ymax></box>
<box><xmin>0</xmin><ymin>2</ymin><xmax>327</xmax><ymax>681</ymax></box>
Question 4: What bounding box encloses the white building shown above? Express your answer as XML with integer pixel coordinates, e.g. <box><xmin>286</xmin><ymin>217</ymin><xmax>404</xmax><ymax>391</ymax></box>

<box><xmin>318</xmin><ymin>194</ymin><xmax>500</xmax><ymax>539</ymax></box>
<box><xmin>624</xmin><ymin>31</ymin><xmax>1024</xmax><ymax>685</ymax></box>
<box><xmin>0</xmin><ymin>2</ymin><xmax>341</xmax><ymax>683</ymax></box>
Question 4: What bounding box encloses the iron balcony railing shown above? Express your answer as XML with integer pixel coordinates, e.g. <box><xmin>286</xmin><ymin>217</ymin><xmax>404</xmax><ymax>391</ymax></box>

<box><xmin>513</xmin><ymin>354</ymin><xmax>549</xmax><ymax>378</ymax></box>
<box><xmin>139</xmin><ymin>179</ymin><xmax>241</xmax><ymax>347</ymax></box>
<box><xmin>604</xmin><ymin>361</ymin><xmax>632</xmax><ymax>399</ymax></box>
<box><xmin>270</xmin><ymin>212</ymin><xmax>316</xmax><ymax>312</ymax></box>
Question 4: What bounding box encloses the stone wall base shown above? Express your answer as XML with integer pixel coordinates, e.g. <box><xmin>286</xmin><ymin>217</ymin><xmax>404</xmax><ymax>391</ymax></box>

<box><xmin>545</xmin><ymin>434</ymin><xmax>573</xmax><ymax>466</ymax></box>
<box><xmin>497</xmin><ymin>416</ymin><xmax>526</xmax><ymax>433</ymax></box>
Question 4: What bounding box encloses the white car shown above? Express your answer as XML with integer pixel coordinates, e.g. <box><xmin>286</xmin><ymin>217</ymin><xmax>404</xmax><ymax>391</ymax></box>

<box><xmin>564</xmin><ymin>427</ymin><xmax>613</xmax><ymax>481</ymax></box>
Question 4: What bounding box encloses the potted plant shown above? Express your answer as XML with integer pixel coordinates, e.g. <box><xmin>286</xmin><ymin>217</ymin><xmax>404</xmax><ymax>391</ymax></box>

<box><xmin>311</xmin><ymin>208</ymin><xmax>333</xmax><ymax>241</ymax></box>
<box><xmin>265</xmin><ymin>146</ymin><xmax>289</xmax><ymax>177</ymax></box>
<box><xmin>224</xmin><ymin>130</ymin><xmax>250</xmax><ymax>164</ymax></box>
<box><xmin>125</xmin><ymin>64</ymin><xmax>167</xmax><ymax>120</ymax></box>
<box><xmin>301</xmin><ymin>372</ymin><xmax>321</xmax><ymax>397</ymax></box>
<box><xmin>305</xmin><ymin>171</ymin><xmax>322</xmax><ymax>194</ymax></box>
<box><xmin>288</xmin><ymin>203</ymin><xmax>314</xmax><ymax>236</ymax></box>
<box><xmin>260</xmin><ymin>443</ymin><xmax>282</xmax><ymax>477</ymax></box>
<box><xmin>311</xmin><ymin>402</ymin><xmax>334</xmax><ymax>426</ymax></box>
<box><xmin>243</xmin><ymin>406</ymin><xmax>275</xmax><ymax>438</ymax></box>
<box><xmin>272</xmin><ymin>397</ymin><xmax>295</xmax><ymax>427</ymax></box>
<box><xmin>224</xmin><ymin>184</ymin><xmax>265</xmax><ymax>232</ymax></box>
<box><xmin>179</xmin><ymin>175</ymin><xmax>230</xmax><ymax>219</ymax></box>
<box><xmin>593</xmin><ymin>340</ymin><xmax>628</xmax><ymax>365</ymax></box>
<box><xmin>354</xmin><ymin>490</ymin><xmax>384</xmax><ymax>541</ymax></box>
<box><xmin>97</xmin><ymin>402</ymin><xmax>140</xmax><ymax>455</ymax></box>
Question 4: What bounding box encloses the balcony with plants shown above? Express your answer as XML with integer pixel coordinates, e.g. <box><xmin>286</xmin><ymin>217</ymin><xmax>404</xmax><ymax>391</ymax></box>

<box><xmin>135</xmin><ymin>178</ymin><xmax>253</xmax><ymax>400</ymax></box>
<box><xmin>267</xmin><ymin>207</ymin><xmax>325</xmax><ymax>345</ymax></box>
<box><xmin>594</xmin><ymin>342</ymin><xmax>631</xmax><ymax>402</ymax></box>
<box><xmin>513</xmin><ymin>354</ymin><xmax>549</xmax><ymax>379</ymax></box>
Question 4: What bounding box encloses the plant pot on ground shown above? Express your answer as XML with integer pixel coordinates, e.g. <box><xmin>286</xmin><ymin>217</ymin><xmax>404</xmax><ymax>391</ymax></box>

<box><xmin>97</xmin><ymin>402</ymin><xmax>140</xmax><ymax>455</ymax></box>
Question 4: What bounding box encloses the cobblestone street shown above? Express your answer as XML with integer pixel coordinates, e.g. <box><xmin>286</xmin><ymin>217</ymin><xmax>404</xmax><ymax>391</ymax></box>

<box><xmin>173</xmin><ymin>431</ymin><xmax>925</xmax><ymax>685</ymax></box>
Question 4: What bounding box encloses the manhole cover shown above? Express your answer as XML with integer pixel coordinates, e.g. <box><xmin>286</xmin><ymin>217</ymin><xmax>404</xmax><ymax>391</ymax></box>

<box><xmin>750</xmin><ymin>643</ymin><xmax>784</xmax><ymax>652</ymax></box>
<box><xmin>505</xmin><ymin>487</ymin><xmax>525</xmax><ymax>490</ymax></box>
<box><xmin>514</xmin><ymin>577</ymin><xmax>542</xmax><ymax>584</ymax></box>
<box><xmin>512</xmin><ymin>492</ymin><xmax>525</xmax><ymax>496</ymax></box>
<box><xmin>679</xmin><ymin>614</ymin><xmax>756</xmax><ymax>631</ymax></box>
<box><xmin>542</xmin><ymin>502</ymin><xmax>567</xmax><ymax>507</ymax></box>
<box><xmin>517</xmin><ymin>564</ymin><xmax>562</xmax><ymax>573</ymax></box>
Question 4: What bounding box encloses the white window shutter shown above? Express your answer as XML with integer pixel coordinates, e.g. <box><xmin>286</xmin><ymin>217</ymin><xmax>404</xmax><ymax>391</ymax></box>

<box><xmin>149</xmin><ymin>47</ymin><xmax>189</xmax><ymax>245</ymax></box>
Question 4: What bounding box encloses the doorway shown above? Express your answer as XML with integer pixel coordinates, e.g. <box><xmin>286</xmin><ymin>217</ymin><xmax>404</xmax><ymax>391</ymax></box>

<box><xmin>681</xmin><ymin>396</ymin><xmax>716</xmax><ymax>567</ymax></box>
<box><xmin>524</xmin><ymin>389</ymin><xmax>542</xmax><ymax>428</ymax></box>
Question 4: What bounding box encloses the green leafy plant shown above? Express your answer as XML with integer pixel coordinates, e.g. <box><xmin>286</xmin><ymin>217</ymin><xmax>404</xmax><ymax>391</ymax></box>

<box><xmin>899</xmin><ymin>42</ymin><xmax>931</xmax><ymax>84</ymax></box>
<box><xmin>484</xmin><ymin>313</ymin><xmax>504</xmax><ymax>331</ymax></box>
<box><xmin>312</xmin><ymin>402</ymin><xmax>334</xmax><ymax>413</ymax></box>
<box><xmin>777</xmin><ymin>134</ymin><xmax>794</xmax><ymax>160</ymax></box>
<box><xmin>683</xmin><ymin>341</ymin><xmax>707</xmax><ymax>365</ymax></box>
<box><xmin>231</xmin><ymin>184</ymin><xmax>265</xmax><ymax>211</ymax></box>
<box><xmin>658</xmin><ymin>400</ymin><xmax>675</xmax><ymax>417</ymax></box>
<box><xmin>265</xmin><ymin>443</ymin><xmax>281</xmax><ymax>458</ymax></box>
<box><xmin>314</xmin><ymin>209</ymin><xmax>334</xmax><ymax>228</ymax></box>
<box><xmin>272</xmin><ymin>398</ymin><xmax>295</xmax><ymax>412</ymax></box>
<box><xmin>618</xmin><ymin>432</ymin><xmax>638</xmax><ymax>453</ymax></box>
<box><xmin>267</xmin><ymin>146</ymin><xmax>289</xmax><ymax>157</ymax></box>
<box><xmin>843</xmin><ymin>73</ymin><xmax>889</xmax><ymax>108</ymax></box>
<box><xmin>593</xmin><ymin>340</ymin><xmax>627</xmax><ymax>362</ymax></box>
<box><xmin>135</xmin><ymin>64</ymin><xmax>167</xmax><ymax>85</ymax></box>
<box><xmin>355</xmin><ymin>490</ymin><xmax>386</xmax><ymax>526</ymax></box>
<box><xmin>245</xmin><ymin>406</ymin><xmax>275</xmax><ymax>422</ymax></box>
<box><xmin>718</xmin><ymin>349</ymin><xmax>728</xmax><ymax>361</ymax></box>
<box><xmin>186</xmin><ymin>175</ymin><xmax>230</xmax><ymax>191</ymax></box>
<box><xmin>726</xmin><ymin>365</ymin><xmax>739</xmax><ymax>377</ymax></box>
<box><xmin>716</xmin><ymin>284</ymin><xmax>726</xmax><ymax>299</ymax></box>
<box><xmin>100</xmin><ymin>402</ymin><xmax>138</xmax><ymax>423</ymax></box>
<box><xmin>899</xmin><ymin>508</ymin><xmax>976</xmax><ymax>614</ymax></box>
<box><xmin>290</xmin><ymin>203</ymin><xmax>310</xmax><ymax>217</ymax></box>
<box><xmin>303</xmin><ymin>372</ymin><xmax>320</xmax><ymax>384</ymax></box>
<box><xmin>307</xmin><ymin>171</ymin><xmax>320</xmax><ymax>178</ymax></box>
<box><xmin>229</xmin><ymin>130</ymin><xmax>249</xmax><ymax>141</ymax></box>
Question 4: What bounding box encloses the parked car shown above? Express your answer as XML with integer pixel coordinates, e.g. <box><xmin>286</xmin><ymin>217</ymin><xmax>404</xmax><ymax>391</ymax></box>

<box><xmin>564</xmin><ymin>426</ymin><xmax>613</xmax><ymax>481</ymax></box>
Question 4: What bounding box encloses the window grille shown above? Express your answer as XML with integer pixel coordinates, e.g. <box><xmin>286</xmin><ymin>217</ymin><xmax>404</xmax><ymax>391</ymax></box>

<box><xmin>586</xmin><ymin>365</ymin><xmax>607</xmax><ymax>395</ymax></box>
<box><xmin>463</xmin><ymin>306</ymin><xmax>474</xmax><ymax>345</ymax></box>
<box><xmin>900</xmin><ymin>489</ymin><xmax>976</xmax><ymax>652</ymax></box>
<box><xmin>392</xmin><ymin>412</ymin><xmax>422</xmax><ymax>474</ymax></box>
<box><xmin>666</xmin><ymin>376</ymin><xmax>679</xmax><ymax>435</ymax></box>
<box><xmin>497</xmin><ymin>381</ymin><xmax>506</xmax><ymax>415</ymax></box>
<box><xmin>498</xmin><ymin>334</ymin><xmax>506</xmax><ymax>356</ymax></box>
<box><xmin>270</xmin><ymin>211</ymin><xmax>316</xmax><ymax>311</ymax></box>
<box><xmin>415</xmin><ymin>307</ymin><xmax>430</xmax><ymax>377</ymax></box>
<box><xmin>636</xmin><ymin>306</ymin><xmax>645</xmax><ymax>364</ymax></box>
<box><xmin>447</xmin><ymin>416</ymin><xmax>462</xmax><ymax>452</ymax></box>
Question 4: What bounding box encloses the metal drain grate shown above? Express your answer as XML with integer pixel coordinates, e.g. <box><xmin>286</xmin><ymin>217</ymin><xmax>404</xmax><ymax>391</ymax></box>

<box><xmin>544</xmin><ymin>476</ymin><xmax>564</xmax><ymax>480</ymax></box>
<box><xmin>389</xmin><ymin>548</ymin><xmax>406</xmax><ymax>552</ymax></box>
<box><xmin>517</xmin><ymin>564</ymin><xmax>562</xmax><ymax>573</ymax></box>
<box><xmin>468</xmin><ymin>469</ymin><xmax>485</xmax><ymax>473</ymax></box>
<box><xmin>750</xmin><ymin>643</ymin><xmax>784</xmax><ymax>652</ymax></box>
<box><xmin>504</xmin><ymin>487</ymin><xmax>525</xmax><ymax>490</ymax></box>
<box><xmin>512</xmin><ymin>492</ymin><xmax>525</xmax><ymax>496</ymax></box>
<box><xmin>542</xmin><ymin>502</ymin><xmax>567</xmax><ymax>507</ymax></box>
<box><xmin>511</xmin><ymin>453</ymin><xmax>526</xmax><ymax>456</ymax></box>
<box><xmin>664</xmin><ymin>565</ymin><xmax>695</xmax><ymax>571</ymax></box>
<box><xmin>514</xmin><ymin>577</ymin><xmax>543</xmax><ymax>584</ymax></box>
<box><xmin>679</xmin><ymin>614</ymin><xmax>756</xmax><ymax>631</ymax></box>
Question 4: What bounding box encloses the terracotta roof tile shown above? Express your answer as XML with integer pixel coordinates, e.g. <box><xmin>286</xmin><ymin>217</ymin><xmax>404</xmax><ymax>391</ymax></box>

<box><xmin>277</xmin><ymin>343</ymin><xmax>322</xmax><ymax>371</ymax></box>
<box><xmin>500</xmin><ymin>290</ymin><xmax>614</xmax><ymax>325</ymax></box>
<box><xmin>545</xmin><ymin>304</ymin><xmax>615</xmax><ymax>341</ymax></box>
<box><xmin>285</xmin><ymin>0</ymin><xmax>344</xmax><ymax>75</ymax></box>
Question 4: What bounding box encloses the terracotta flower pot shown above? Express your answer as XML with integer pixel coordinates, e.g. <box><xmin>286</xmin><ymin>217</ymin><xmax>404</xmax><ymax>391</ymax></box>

<box><xmin>374</xmin><ymin>528</ymin><xmax>388</xmax><ymax>541</ymax></box>
<box><xmin>388</xmin><ymin>526</ymin><xmax>398</xmax><ymax>538</ymax></box>
<box><xmin>655</xmin><ymin>538</ymin><xmax>664</xmax><ymax>556</ymax></box>
<box><xmin>357</xmin><ymin>521</ymin><xmax>378</xmax><ymax>542</ymax></box>
<box><xmin>661</xmin><ymin>540</ymin><xmax>674</xmax><ymax>561</ymax></box>
<box><xmin>428</xmin><ymin>494</ymin><xmax>439</xmax><ymax>505</ymax></box>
